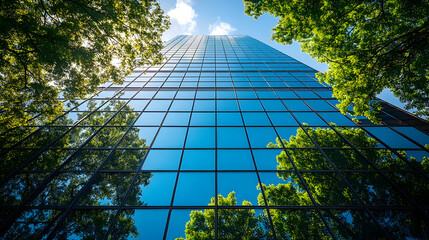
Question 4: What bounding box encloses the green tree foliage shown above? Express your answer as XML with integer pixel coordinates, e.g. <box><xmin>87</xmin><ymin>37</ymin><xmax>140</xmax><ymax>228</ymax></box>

<box><xmin>1</xmin><ymin>100</ymin><xmax>152</xmax><ymax>239</ymax></box>
<box><xmin>0</xmin><ymin>0</ymin><xmax>170</xmax><ymax>129</ymax></box>
<box><xmin>177</xmin><ymin>127</ymin><xmax>429</xmax><ymax>239</ymax></box>
<box><xmin>244</xmin><ymin>0</ymin><xmax>429</xmax><ymax>122</ymax></box>
<box><xmin>267</xmin><ymin>126</ymin><xmax>429</xmax><ymax>239</ymax></box>
<box><xmin>176</xmin><ymin>192</ymin><xmax>272</xmax><ymax>240</ymax></box>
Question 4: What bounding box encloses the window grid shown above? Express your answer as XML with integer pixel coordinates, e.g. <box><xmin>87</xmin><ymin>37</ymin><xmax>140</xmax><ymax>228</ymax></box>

<box><xmin>1</xmin><ymin>35</ymin><xmax>428</xmax><ymax>239</ymax></box>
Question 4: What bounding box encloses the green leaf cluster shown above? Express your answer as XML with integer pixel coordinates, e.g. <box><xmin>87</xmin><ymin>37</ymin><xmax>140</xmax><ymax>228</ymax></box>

<box><xmin>177</xmin><ymin>126</ymin><xmax>429</xmax><ymax>239</ymax></box>
<box><xmin>0</xmin><ymin>0</ymin><xmax>170</xmax><ymax>129</ymax></box>
<box><xmin>244</xmin><ymin>0</ymin><xmax>429</xmax><ymax>122</ymax></box>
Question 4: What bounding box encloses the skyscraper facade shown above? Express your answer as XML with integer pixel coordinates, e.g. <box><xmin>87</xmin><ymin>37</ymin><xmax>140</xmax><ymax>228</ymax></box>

<box><xmin>1</xmin><ymin>35</ymin><xmax>428</xmax><ymax>239</ymax></box>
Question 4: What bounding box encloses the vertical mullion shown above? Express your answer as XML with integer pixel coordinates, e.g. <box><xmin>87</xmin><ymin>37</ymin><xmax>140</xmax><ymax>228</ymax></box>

<box><xmin>102</xmin><ymin>36</ymin><xmax>197</xmax><ymax>240</ymax></box>
<box><xmin>162</xmin><ymin>35</ymin><xmax>202</xmax><ymax>240</ymax></box>
<box><xmin>228</xmin><ymin>36</ymin><xmax>278</xmax><ymax>240</ymax></box>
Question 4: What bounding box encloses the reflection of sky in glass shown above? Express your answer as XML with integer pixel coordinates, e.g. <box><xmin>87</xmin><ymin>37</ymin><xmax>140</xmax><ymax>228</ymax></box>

<box><xmin>174</xmin><ymin>173</ymin><xmax>214</xmax><ymax>206</ymax></box>
<box><xmin>166</xmin><ymin>210</ymin><xmax>198</xmax><ymax>240</ymax></box>
<box><xmin>218</xmin><ymin>150</ymin><xmax>254</xmax><ymax>170</ymax></box>
<box><xmin>142</xmin><ymin>150</ymin><xmax>181</xmax><ymax>170</ymax></box>
<box><xmin>5</xmin><ymin>35</ymin><xmax>429</xmax><ymax>239</ymax></box>
<box><xmin>181</xmin><ymin>150</ymin><xmax>215</xmax><ymax>170</ymax></box>
<box><xmin>217</xmin><ymin>127</ymin><xmax>249</xmax><ymax>148</ymax></box>
<box><xmin>218</xmin><ymin>172</ymin><xmax>260</xmax><ymax>205</ymax></box>
<box><xmin>132</xmin><ymin>209</ymin><xmax>169</xmax><ymax>239</ymax></box>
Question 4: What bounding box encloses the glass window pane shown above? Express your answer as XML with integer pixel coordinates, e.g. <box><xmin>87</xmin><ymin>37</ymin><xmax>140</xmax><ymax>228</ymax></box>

<box><xmin>146</xmin><ymin>100</ymin><xmax>171</xmax><ymax>111</ymax></box>
<box><xmin>217</xmin><ymin>112</ymin><xmax>243</xmax><ymax>126</ymax></box>
<box><xmin>174</xmin><ymin>173</ymin><xmax>214</xmax><ymax>206</ymax></box>
<box><xmin>181</xmin><ymin>150</ymin><xmax>215</xmax><ymax>170</ymax></box>
<box><xmin>185</xmin><ymin>127</ymin><xmax>215</xmax><ymax>148</ymax></box>
<box><xmin>163</xmin><ymin>112</ymin><xmax>191</xmax><ymax>126</ymax></box>
<box><xmin>246</xmin><ymin>127</ymin><xmax>278</xmax><ymax>148</ymax></box>
<box><xmin>239</xmin><ymin>100</ymin><xmax>264</xmax><ymax>111</ymax></box>
<box><xmin>282</xmin><ymin>100</ymin><xmax>311</xmax><ymax>111</ymax></box>
<box><xmin>193</xmin><ymin>100</ymin><xmax>215</xmax><ymax>111</ymax></box>
<box><xmin>170</xmin><ymin>100</ymin><xmax>194</xmax><ymax>111</ymax></box>
<box><xmin>217</xmin><ymin>127</ymin><xmax>249</xmax><ymax>148</ymax></box>
<box><xmin>217</xmin><ymin>100</ymin><xmax>239</xmax><ymax>111</ymax></box>
<box><xmin>242</xmin><ymin>112</ymin><xmax>271</xmax><ymax>126</ymax></box>
<box><xmin>365</xmin><ymin>127</ymin><xmax>419</xmax><ymax>148</ymax></box>
<box><xmin>142</xmin><ymin>150</ymin><xmax>182</xmax><ymax>170</ymax></box>
<box><xmin>126</xmin><ymin>173</ymin><xmax>176</xmax><ymax>206</ymax></box>
<box><xmin>218</xmin><ymin>150</ymin><xmax>255</xmax><ymax>170</ymax></box>
<box><xmin>218</xmin><ymin>172</ymin><xmax>261</xmax><ymax>205</ymax></box>
<box><xmin>152</xmin><ymin>127</ymin><xmax>187</xmax><ymax>148</ymax></box>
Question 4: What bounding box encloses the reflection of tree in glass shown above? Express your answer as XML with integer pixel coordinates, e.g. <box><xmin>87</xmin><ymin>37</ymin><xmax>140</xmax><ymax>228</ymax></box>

<box><xmin>1</xmin><ymin>99</ymin><xmax>152</xmax><ymax>239</ymax></box>
<box><xmin>176</xmin><ymin>127</ymin><xmax>429</xmax><ymax>239</ymax></box>
<box><xmin>176</xmin><ymin>192</ymin><xmax>273</xmax><ymax>240</ymax></box>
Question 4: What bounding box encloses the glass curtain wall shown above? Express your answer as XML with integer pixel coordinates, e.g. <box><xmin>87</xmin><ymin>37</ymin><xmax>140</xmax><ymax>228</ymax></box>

<box><xmin>1</xmin><ymin>35</ymin><xmax>428</xmax><ymax>239</ymax></box>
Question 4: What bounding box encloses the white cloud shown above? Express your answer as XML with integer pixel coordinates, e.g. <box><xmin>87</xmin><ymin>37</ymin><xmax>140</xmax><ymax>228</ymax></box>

<box><xmin>167</xmin><ymin>0</ymin><xmax>197</xmax><ymax>35</ymax></box>
<box><xmin>209</xmin><ymin>20</ymin><xmax>236</xmax><ymax>35</ymax></box>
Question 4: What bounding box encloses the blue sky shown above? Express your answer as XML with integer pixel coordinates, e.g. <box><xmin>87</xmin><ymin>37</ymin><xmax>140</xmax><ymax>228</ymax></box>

<box><xmin>159</xmin><ymin>0</ymin><xmax>409</xmax><ymax>111</ymax></box>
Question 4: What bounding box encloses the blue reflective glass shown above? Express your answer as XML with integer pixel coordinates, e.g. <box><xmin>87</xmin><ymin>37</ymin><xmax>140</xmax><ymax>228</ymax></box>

<box><xmin>236</xmin><ymin>90</ymin><xmax>257</xmax><ymax>99</ymax></box>
<box><xmin>217</xmin><ymin>127</ymin><xmax>249</xmax><ymax>148</ymax></box>
<box><xmin>217</xmin><ymin>100</ymin><xmax>239</xmax><ymax>111</ymax></box>
<box><xmin>126</xmin><ymin>100</ymin><xmax>149</xmax><ymax>111</ymax></box>
<box><xmin>130</xmin><ymin>210</ymin><xmax>169</xmax><ymax>239</ymax></box>
<box><xmin>193</xmin><ymin>100</ymin><xmax>215</xmax><ymax>111</ymax></box>
<box><xmin>393</xmin><ymin>127</ymin><xmax>429</xmax><ymax>147</ymax></box>
<box><xmin>146</xmin><ymin>100</ymin><xmax>171</xmax><ymax>111</ymax></box>
<box><xmin>242</xmin><ymin>112</ymin><xmax>271</xmax><ymax>126</ymax></box>
<box><xmin>154</xmin><ymin>91</ymin><xmax>176</xmax><ymax>98</ymax></box>
<box><xmin>185</xmin><ymin>127</ymin><xmax>215</xmax><ymax>148</ymax></box>
<box><xmin>314</xmin><ymin>90</ymin><xmax>334</xmax><ymax>98</ymax></box>
<box><xmin>365</xmin><ymin>127</ymin><xmax>419</xmax><ymax>148</ymax></box>
<box><xmin>239</xmin><ymin>100</ymin><xmax>264</xmax><ymax>111</ymax></box>
<box><xmin>142</xmin><ymin>150</ymin><xmax>182</xmax><ymax>170</ymax></box>
<box><xmin>217</xmin><ymin>112</ymin><xmax>243</xmax><ymax>126</ymax></box>
<box><xmin>152</xmin><ymin>127</ymin><xmax>187</xmax><ymax>148</ymax></box>
<box><xmin>190</xmin><ymin>112</ymin><xmax>215</xmax><ymax>126</ymax></box>
<box><xmin>276</xmin><ymin>127</ymin><xmax>301</xmax><ymax>142</ymax></box>
<box><xmin>294</xmin><ymin>112</ymin><xmax>327</xmax><ymax>125</ymax></box>
<box><xmin>318</xmin><ymin>112</ymin><xmax>356</xmax><ymax>126</ymax></box>
<box><xmin>217</xmin><ymin>150</ymin><xmax>255</xmax><ymax>170</ymax></box>
<box><xmin>129</xmin><ymin>173</ymin><xmax>176</xmax><ymax>205</ymax></box>
<box><xmin>260</xmin><ymin>100</ymin><xmax>287</xmax><ymax>111</ymax></box>
<box><xmin>135</xmin><ymin>112</ymin><xmax>166</xmax><ymax>126</ymax></box>
<box><xmin>282</xmin><ymin>100</ymin><xmax>311</xmax><ymax>111</ymax></box>
<box><xmin>246</xmin><ymin>127</ymin><xmax>278</xmax><ymax>148</ymax></box>
<box><xmin>135</xmin><ymin>91</ymin><xmax>156</xmax><ymax>99</ymax></box>
<box><xmin>174</xmin><ymin>173</ymin><xmax>214</xmax><ymax>206</ymax></box>
<box><xmin>181</xmin><ymin>150</ymin><xmax>215</xmax><ymax>170</ymax></box>
<box><xmin>167</xmin><ymin>210</ymin><xmax>208</xmax><ymax>239</ymax></box>
<box><xmin>275</xmin><ymin>90</ymin><xmax>298</xmax><ymax>98</ymax></box>
<box><xmin>217</xmin><ymin>91</ymin><xmax>236</xmax><ymax>99</ymax></box>
<box><xmin>162</xmin><ymin>112</ymin><xmax>190</xmax><ymax>126</ymax></box>
<box><xmin>295</xmin><ymin>91</ymin><xmax>320</xmax><ymax>99</ymax></box>
<box><xmin>304</xmin><ymin>100</ymin><xmax>335</xmax><ymax>111</ymax></box>
<box><xmin>267</xmin><ymin>112</ymin><xmax>298</xmax><ymax>126</ymax></box>
<box><xmin>196</xmin><ymin>90</ymin><xmax>215</xmax><ymax>99</ymax></box>
<box><xmin>170</xmin><ymin>100</ymin><xmax>194</xmax><ymax>111</ymax></box>
<box><xmin>175</xmin><ymin>90</ymin><xmax>195</xmax><ymax>99</ymax></box>
<box><xmin>218</xmin><ymin>172</ymin><xmax>260</xmax><ymax>205</ymax></box>
<box><xmin>253</xmin><ymin>149</ymin><xmax>282</xmax><ymax>170</ymax></box>
<box><xmin>256</xmin><ymin>90</ymin><xmax>277</xmax><ymax>99</ymax></box>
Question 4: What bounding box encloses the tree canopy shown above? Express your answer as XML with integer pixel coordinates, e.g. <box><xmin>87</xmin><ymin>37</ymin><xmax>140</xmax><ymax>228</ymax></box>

<box><xmin>244</xmin><ymin>0</ymin><xmax>429</xmax><ymax>122</ymax></box>
<box><xmin>0</xmin><ymin>100</ymin><xmax>152</xmax><ymax>239</ymax></box>
<box><xmin>0</xmin><ymin>0</ymin><xmax>169</xmax><ymax>129</ymax></box>
<box><xmin>176</xmin><ymin>126</ymin><xmax>429</xmax><ymax>239</ymax></box>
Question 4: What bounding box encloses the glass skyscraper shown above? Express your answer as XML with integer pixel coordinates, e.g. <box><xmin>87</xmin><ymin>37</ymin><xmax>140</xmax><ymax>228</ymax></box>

<box><xmin>1</xmin><ymin>35</ymin><xmax>428</xmax><ymax>239</ymax></box>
